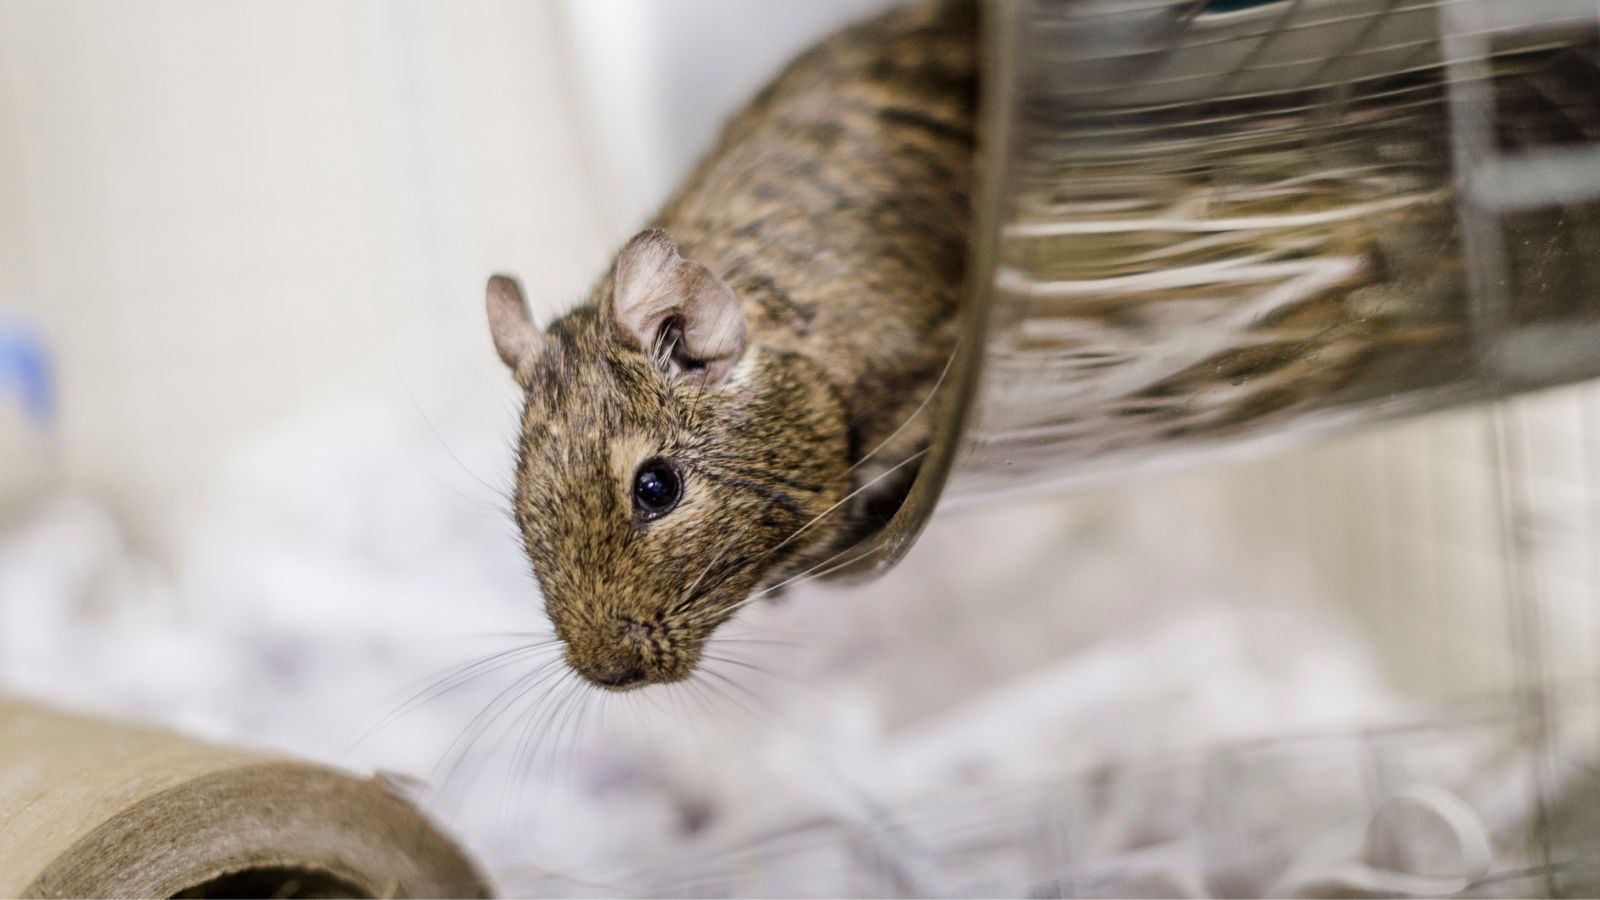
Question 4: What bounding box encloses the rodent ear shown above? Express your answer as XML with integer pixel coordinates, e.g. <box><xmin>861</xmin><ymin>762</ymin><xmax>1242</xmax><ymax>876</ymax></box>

<box><xmin>608</xmin><ymin>229</ymin><xmax>747</xmax><ymax>385</ymax></box>
<box><xmin>486</xmin><ymin>273</ymin><xmax>545</xmax><ymax>379</ymax></box>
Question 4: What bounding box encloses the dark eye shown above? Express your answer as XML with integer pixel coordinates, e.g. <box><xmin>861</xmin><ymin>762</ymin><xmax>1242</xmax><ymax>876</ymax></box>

<box><xmin>632</xmin><ymin>457</ymin><xmax>682</xmax><ymax>518</ymax></box>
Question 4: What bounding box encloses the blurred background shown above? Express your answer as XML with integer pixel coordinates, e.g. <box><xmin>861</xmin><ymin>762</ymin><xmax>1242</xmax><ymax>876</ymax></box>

<box><xmin>3</xmin><ymin>0</ymin><xmax>1599</xmax><ymax>896</ymax></box>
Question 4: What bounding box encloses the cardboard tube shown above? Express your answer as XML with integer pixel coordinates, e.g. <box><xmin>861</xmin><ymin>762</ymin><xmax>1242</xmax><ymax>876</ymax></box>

<box><xmin>0</xmin><ymin>698</ymin><xmax>490</xmax><ymax>898</ymax></box>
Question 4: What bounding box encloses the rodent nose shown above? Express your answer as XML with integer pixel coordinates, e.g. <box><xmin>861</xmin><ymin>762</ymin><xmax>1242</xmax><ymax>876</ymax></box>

<box><xmin>589</xmin><ymin>662</ymin><xmax>646</xmax><ymax>688</ymax></box>
<box><xmin>573</xmin><ymin>619</ymin><xmax>656</xmax><ymax>689</ymax></box>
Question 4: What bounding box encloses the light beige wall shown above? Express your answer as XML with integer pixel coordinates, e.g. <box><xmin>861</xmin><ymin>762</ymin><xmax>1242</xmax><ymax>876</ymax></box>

<box><xmin>0</xmin><ymin>0</ymin><xmax>615</xmax><ymax>544</ymax></box>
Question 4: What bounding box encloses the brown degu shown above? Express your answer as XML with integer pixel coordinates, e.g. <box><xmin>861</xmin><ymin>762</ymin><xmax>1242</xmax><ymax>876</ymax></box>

<box><xmin>485</xmin><ymin>3</ymin><xmax>974</xmax><ymax>690</ymax></box>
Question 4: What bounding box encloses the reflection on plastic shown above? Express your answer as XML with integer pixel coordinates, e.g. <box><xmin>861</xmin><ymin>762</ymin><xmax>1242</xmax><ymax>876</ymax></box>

<box><xmin>952</xmin><ymin>0</ymin><xmax>1600</xmax><ymax>503</ymax></box>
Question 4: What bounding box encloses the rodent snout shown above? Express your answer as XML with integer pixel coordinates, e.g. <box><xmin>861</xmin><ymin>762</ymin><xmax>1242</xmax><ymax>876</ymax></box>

<box><xmin>587</xmin><ymin>662</ymin><xmax>647</xmax><ymax>689</ymax></box>
<box><xmin>565</xmin><ymin>617</ymin><xmax>667</xmax><ymax>691</ymax></box>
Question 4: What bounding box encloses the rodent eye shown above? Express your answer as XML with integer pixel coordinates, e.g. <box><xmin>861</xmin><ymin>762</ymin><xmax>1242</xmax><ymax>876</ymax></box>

<box><xmin>632</xmin><ymin>458</ymin><xmax>682</xmax><ymax>518</ymax></box>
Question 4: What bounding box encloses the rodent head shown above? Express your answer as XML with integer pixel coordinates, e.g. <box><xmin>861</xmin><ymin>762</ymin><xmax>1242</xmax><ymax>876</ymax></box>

<box><xmin>488</xmin><ymin>230</ymin><xmax>853</xmax><ymax>691</ymax></box>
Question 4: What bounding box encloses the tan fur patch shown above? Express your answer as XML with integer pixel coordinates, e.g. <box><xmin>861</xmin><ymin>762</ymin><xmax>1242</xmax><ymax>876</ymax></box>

<box><xmin>606</xmin><ymin>431</ymin><xmax>660</xmax><ymax>507</ymax></box>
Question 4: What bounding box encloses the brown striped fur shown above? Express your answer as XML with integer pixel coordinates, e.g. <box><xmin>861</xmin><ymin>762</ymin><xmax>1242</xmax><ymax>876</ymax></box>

<box><xmin>489</xmin><ymin>3</ymin><xmax>974</xmax><ymax>689</ymax></box>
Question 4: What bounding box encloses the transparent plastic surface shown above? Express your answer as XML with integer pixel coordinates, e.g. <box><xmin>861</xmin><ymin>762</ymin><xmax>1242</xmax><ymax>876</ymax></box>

<box><xmin>818</xmin><ymin>8</ymin><xmax>1600</xmax><ymax>892</ymax></box>
<box><xmin>950</xmin><ymin>0</ymin><xmax>1600</xmax><ymax>503</ymax></box>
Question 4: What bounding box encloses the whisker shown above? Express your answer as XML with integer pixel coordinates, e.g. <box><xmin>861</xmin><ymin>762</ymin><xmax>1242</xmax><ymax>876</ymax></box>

<box><xmin>704</xmin><ymin>528</ymin><xmax>884</xmax><ymax>625</ymax></box>
<box><xmin>667</xmin><ymin>682</ymin><xmax>711</xmax><ymax>759</ymax></box>
<box><xmin>487</xmin><ymin>672</ymin><xmax>580</xmax><ymax>851</ymax></box>
<box><xmin>705</xmin><ymin>636</ymin><xmax>807</xmax><ymax>649</ymax></box>
<box><xmin>701</xmin><ymin>652</ymin><xmax>803</xmax><ymax>685</ymax></box>
<box><xmin>706</xmin><ymin>447</ymin><xmax>930</xmax><ymax>624</ymax></box>
<box><xmin>566</xmin><ymin>686</ymin><xmax>601</xmax><ymax>778</ymax></box>
<box><xmin>680</xmin><ymin>345</ymin><xmax>954</xmax><ymax>628</ymax></box>
<box><xmin>501</xmin><ymin>665</ymin><xmax>583</xmax><ymax>835</ymax></box>
<box><xmin>702</xmin><ymin>651</ymin><xmax>839</xmax><ymax>710</ymax></box>
<box><xmin>346</xmin><ymin>641</ymin><xmax>557</xmax><ymax>753</ymax></box>
<box><xmin>846</xmin><ymin>339</ymin><xmax>960</xmax><ymax>475</ymax></box>
<box><xmin>425</xmin><ymin>657</ymin><xmax>565</xmax><ymax>812</ymax></box>
<box><xmin>676</xmin><ymin>555</ymin><xmax>757</xmax><ymax>618</ymax></box>
<box><xmin>751</xmin><ymin>539</ymin><xmax>875</xmax><ymax>602</ymax></box>
<box><xmin>527</xmin><ymin>671</ymin><xmax>584</xmax><ymax>779</ymax></box>
<box><xmin>703</xmin><ymin>666</ymin><xmax>793</xmax><ymax>735</ymax></box>
<box><xmin>773</xmin><ymin>446</ymin><xmax>927</xmax><ymax>555</ymax></box>
<box><xmin>471</xmin><ymin>630</ymin><xmax>562</xmax><ymax>641</ymax></box>
<box><xmin>693</xmin><ymin>667</ymin><xmax>766</xmax><ymax>726</ymax></box>
<box><xmin>562</xmin><ymin>681</ymin><xmax>599</xmax><ymax>779</ymax></box>
<box><xmin>758</xmin><ymin>539</ymin><xmax>882</xmax><ymax>600</ymax></box>
<box><xmin>398</xmin><ymin>376</ymin><xmax>509</xmax><ymax>500</ymax></box>
<box><xmin>541</xmin><ymin>675</ymin><xmax>590</xmax><ymax>783</ymax></box>
<box><xmin>679</xmin><ymin>536</ymin><xmax>739</xmax><ymax>610</ymax></box>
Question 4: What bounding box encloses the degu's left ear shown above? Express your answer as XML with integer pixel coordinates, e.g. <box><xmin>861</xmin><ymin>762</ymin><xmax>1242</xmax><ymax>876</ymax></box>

<box><xmin>486</xmin><ymin>273</ymin><xmax>547</xmax><ymax>385</ymax></box>
<box><xmin>605</xmin><ymin>229</ymin><xmax>747</xmax><ymax>385</ymax></box>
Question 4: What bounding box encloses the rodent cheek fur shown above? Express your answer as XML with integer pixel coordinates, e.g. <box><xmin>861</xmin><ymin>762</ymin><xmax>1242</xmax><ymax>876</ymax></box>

<box><xmin>513</xmin><ymin>321</ymin><xmax>854</xmax><ymax>691</ymax></box>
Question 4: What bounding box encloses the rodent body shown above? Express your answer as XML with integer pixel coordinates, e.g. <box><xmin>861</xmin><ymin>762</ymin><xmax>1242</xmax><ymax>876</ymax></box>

<box><xmin>487</xmin><ymin>3</ymin><xmax>974</xmax><ymax>689</ymax></box>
